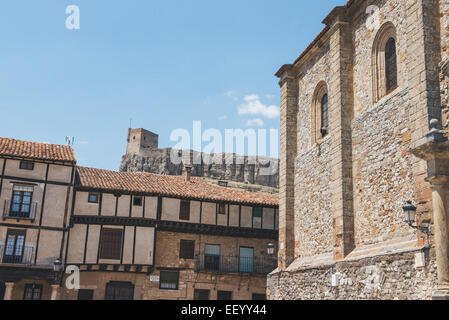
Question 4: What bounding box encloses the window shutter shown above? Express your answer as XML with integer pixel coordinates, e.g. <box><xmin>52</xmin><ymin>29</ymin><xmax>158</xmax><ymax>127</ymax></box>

<box><xmin>179</xmin><ymin>200</ymin><xmax>190</xmax><ymax>220</ymax></box>
<box><xmin>179</xmin><ymin>240</ymin><xmax>195</xmax><ymax>259</ymax></box>
<box><xmin>100</xmin><ymin>228</ymin><xmax>123</xmax><ymax>260</ymax></box>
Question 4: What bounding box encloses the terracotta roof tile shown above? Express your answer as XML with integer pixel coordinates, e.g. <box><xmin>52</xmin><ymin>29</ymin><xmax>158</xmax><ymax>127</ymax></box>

<box><xmin>0</xmin><ymin>137</ymin><xmax>76</xmax><ymax>163</ymax></box>
<box><xmin>77</xmin><ymin>167</ymin><xmax>279</xmax><ymax>207</ymax></box>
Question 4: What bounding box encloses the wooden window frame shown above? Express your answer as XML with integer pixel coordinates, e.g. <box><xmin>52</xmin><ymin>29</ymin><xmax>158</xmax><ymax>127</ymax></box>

<box><xmin>4</xmin><ymin>229</ymin><xmax>26</xmax><ymax>264</ymax></box>
<box><xmin>252</xmin><ymin>207</ymin><xmax>263</xmax><ymax>219</ymax></box>
<box><xmin>10</xmin><ymin>189</ymin><xmax>33</xmax><ymax>217</ymax></box>
<box><xmin>218</xmin><ymin>203</ymin><xmax>226</xmax><ymax>215</ymax></box>
<box><xmin>194</xmin><ymin>289</ymin><xmax>211</xmax><ymax>301</ymax></box>
<box><xmin>19</xmin><ymin>160</ymin><xmax>34</xmax><ymax>171</ymax></box>
<box><xmin>88</xmin><ymin>193</ymin><xmax>99</xmax><ymax>204</ymax></box>
<box><xmin>105</xmin><ymin>281</ymin><xmax>134</xmax><ymax>300</ymax></box>
<box><xmin>179</xmin><ymin>240</ymin><xmax>195</xmax><ymax>259</ymax></box>
<box><xmin>133</xmin><ymin>196</ymin><xmax>143</xmax><ymax>207</ymax></box>
<box><xmin>23</xmin><ymin>283</ymin><xmax>43</xmax><ymax>300</ymax></box>
<box><xmin>179</xmin><ymin>200</ymin><xmax>190</xmax><ymax>221</ymax></box>
<box><xmin>99</xmin><ymin>228</ymin><xmax>123</xmax><ymax>260</ymax></box>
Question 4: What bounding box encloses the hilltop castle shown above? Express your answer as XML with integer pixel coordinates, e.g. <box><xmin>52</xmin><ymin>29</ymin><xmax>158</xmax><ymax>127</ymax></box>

<box><xmin>120</xmin><ymin>128</ymin><xmax>280</xmax><ymax>191</ymax></box>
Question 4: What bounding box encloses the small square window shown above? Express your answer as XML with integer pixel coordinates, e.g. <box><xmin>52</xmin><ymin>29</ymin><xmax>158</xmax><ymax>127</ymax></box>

<box><xmin>253</xmin><ymin>207</ymin><xmax>262</xmax><ymax>218</ymax></box>
<box><xmin>133</xmin><ymin>196</ymin><xmax>142</xmax><ymax>207</ymax></box>
<box><xmin>19</xmin><ymin>160</ymin><xmax>34</xmax><ymax>171</ymax></box>
<box><xmin>88</xmin><ymin>193</ymin><xmax>99</xmax><ymax>203</ymax></box>
<box><xmin>218</xmin><ymin>203</ymin><xmax>226</xmax><ymax>215</ymax></box>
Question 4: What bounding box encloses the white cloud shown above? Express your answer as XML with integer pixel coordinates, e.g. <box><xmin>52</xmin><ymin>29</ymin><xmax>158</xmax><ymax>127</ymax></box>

<box><xmin>218</xmin><ymin>115</ymin><xmax>228</xmax><ymax>121</ymax></box>
<box><xmin>238</xmin><ymin>94</ymin><xmax>280</xmax><ymax>119</ymax></box>
<box><xmin>223</xmin><ymin>90</ymin><xmax>238</xmax><ymax>101</ymax></box>
<box><xmin>246</xmin><ymin>118</ymin><xmax>264</xmax><ymax>127</ymax></box>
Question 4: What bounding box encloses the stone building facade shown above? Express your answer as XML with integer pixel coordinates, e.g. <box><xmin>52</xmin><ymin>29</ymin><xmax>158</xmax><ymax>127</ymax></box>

<box><xmin>269</xmin><ymin>0</ymin><xmax>449</xmax><ymax>300</ymax></box>
<box><xmin>0</xmin><ymin>137</ymin><xmax>278</xmax><ymax>300</ymax></box>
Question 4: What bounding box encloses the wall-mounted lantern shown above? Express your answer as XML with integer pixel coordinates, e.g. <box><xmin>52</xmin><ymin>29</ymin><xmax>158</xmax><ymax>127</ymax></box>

<box><xmin>402</xmin><ymin>201</ymin><xmax>431</xmax><ymax>235</ymax></box>
<box><xmin>267</xmin><ymin>243</ymin><xmax>275</xmax><ymax>256</ymax></box>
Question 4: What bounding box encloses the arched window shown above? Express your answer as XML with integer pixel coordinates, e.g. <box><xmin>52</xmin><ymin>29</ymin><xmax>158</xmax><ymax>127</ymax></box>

<box><xmin>385</xmin><ymin>37</ymin><xmax>397</xmax><ymax>93</ymax></box>
<box><xmin>320</xmin><ymin>94</ymin><xmax>329</xmax><ymax>137</ymax></box>
<box><xmin>372</xmin><ymin>23</ymin><xmax>398</xmax><ymax>102</ymax></box>
<box><xmin>311</xmin><ymin>82</ymin><xmax>329</xmax><ymax>145</ymax></box>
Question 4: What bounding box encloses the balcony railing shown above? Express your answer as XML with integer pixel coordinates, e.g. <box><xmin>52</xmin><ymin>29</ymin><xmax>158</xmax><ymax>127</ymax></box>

<box><xmin>2</xmin><ymin>200</ymin><xmax>37</xmax><ymax>221</ymax></box>
<box><xmin>0</xmin><ymin>244</ymin><xmax>35</xmax><ymax>265</ymax></box>
<box><xmin>194</xmin><ymin>255</ymin><xmax>277</xmax><ymax>275</ymax></box>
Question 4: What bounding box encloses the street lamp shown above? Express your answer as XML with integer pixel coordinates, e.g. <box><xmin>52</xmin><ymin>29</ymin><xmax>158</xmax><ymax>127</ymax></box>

<box><xmin>402</xmin><ymin>201</ymin><xmax>430</xmax><ymax>235</ymax></box>
<box><xmin>403</xmin><ymin>201</ymin><xmax>417</xmax><ymax>225</ymax></box>
<box><xmin>267</xmin><ymin>243</ymin><xmax>275</xmax><ymax>256</ymax></box>
<box><xmin>53</xmin><ymin>258</ymin><xmax>63</xmax><ymax>273</ymax></box>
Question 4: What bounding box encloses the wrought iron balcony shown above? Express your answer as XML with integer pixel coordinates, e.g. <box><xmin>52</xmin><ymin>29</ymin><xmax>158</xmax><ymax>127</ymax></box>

<box><xmin>0</xmin><ymin>244</ymin><xmax>35</xmax><ymax>265</ymax></box>
<box><xmin>194</xmin><ymin>255</ymin><xmax>277</xmax><ymax>275</ymax></box>
<box><xmin>2</xmin><ymin>200</ymin><xmax>37</xmax><ymax>221</ymax></box>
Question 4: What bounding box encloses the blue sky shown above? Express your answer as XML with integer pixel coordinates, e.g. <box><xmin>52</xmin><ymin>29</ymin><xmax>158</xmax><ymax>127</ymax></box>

<box><xmin>0</xmin><ymin>0</ymin><xmax>341</xmax><ymax>170</ymax></box>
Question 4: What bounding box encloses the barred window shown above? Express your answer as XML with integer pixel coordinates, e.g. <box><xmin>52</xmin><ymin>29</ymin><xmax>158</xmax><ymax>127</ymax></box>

<box><xmin>160</xmin><ymin>271</ymin><xmax>179</xmax><ymax>290</ymax></box>
<box><xmin>100</xmin><ymin>228</ymin><xmax>123</xmax><ymax>260</ymax></box>
<box><xmin>385</xmin><ymin>37</ymin><xmax>397</xmax><ymax>93</ymax></box>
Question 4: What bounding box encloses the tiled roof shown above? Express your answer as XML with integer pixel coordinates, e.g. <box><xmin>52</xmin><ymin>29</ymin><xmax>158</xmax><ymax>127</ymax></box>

<box><xmin>76</xmin><ymin>167</ymin><xmax>279</xmax><ymax>207</ymax></box>
<box><xmin>0</xmin><ymin>137</ymin><xmax>76</xmax><ymax>164</ymax></box>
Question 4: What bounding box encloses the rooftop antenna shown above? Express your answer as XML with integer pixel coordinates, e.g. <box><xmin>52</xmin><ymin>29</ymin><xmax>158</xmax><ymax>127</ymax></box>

<box><xmin>129</xmin><ymin>118</ymin><xmax>132</xmax><ymax>129</ymax></box>
<box><xmin>65</xmin><ymin>136</ymin><xmax>75</xmax><ymax>147</ymax></box>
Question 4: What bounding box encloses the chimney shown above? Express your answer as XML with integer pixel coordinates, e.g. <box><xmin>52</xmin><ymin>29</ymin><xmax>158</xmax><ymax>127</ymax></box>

<box><xmin>184</xmin><ymin>165</ymin><xmax>192</xmax><ymax>182</ymax></box>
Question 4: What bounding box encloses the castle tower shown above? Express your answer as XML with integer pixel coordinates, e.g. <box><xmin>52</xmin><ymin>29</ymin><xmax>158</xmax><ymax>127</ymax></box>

<box><xmin>126</xmin><ymin>128</ymin><xmax>159</xmax><ymax>155</ymax></box>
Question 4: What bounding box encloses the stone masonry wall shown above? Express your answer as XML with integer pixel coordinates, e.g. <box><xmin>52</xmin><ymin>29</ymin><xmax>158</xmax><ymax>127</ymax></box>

<box><xmin>268</xmin><ymin>250</ymin><xmax>438</xmax><ymax>300</ymax></box>
<box><xmin>294</xmin><ymin>41</ymin><xmax>333</xmax><ymax>258</ymax></box>
<box><xmin>352</xmin><ymin>88</ymin><xmax>416</xmax><ymax>246</ymax></box>
<box><xmin>295</xmin><ymin>138</ymin><xmax>334</xmax><ymax>258</ymax></box>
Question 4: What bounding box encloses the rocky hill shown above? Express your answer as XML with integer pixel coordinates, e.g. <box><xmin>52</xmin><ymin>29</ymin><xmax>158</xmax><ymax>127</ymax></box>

<box><xmin>120</xmin><ymin>149</ymin><xmax>279</xmax><ymax>189</ymax></box>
